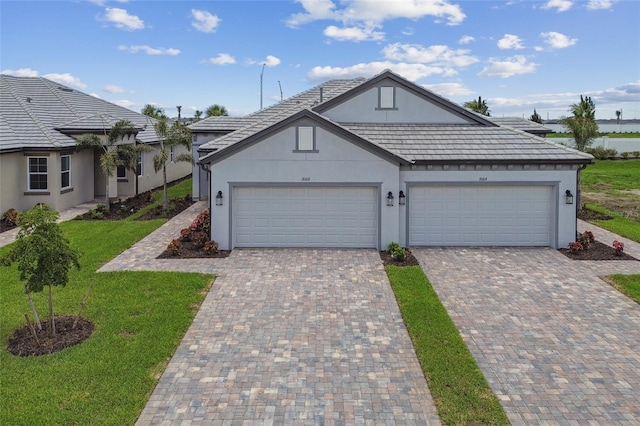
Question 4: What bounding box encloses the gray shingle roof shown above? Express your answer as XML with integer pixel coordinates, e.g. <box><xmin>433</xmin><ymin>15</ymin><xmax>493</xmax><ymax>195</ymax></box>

<box><xmin>192</xmin><ymin>79</ymin><xmax>365</xmax><ymax>137</ymax></box>
<box><xmin>489</xmin><ymin>117</ymin><xmax>554</xmax><ymax>134</ymax></box>
<box><xmin>342</xmin><ymin>123</ymin><xmax>591</xmax><ymax>163</ymax></box>
<box><xmin>1</xmin><ymin>75</ymin><xmax>159</xmax><ymax>151</ymax></box>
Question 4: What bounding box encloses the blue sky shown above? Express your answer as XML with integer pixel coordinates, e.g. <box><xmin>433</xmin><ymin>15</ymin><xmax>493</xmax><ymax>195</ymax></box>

<box><xmin>2</xmin><ymin>0</ymin><xmax>639</xmax><ymax>120</ymax></box>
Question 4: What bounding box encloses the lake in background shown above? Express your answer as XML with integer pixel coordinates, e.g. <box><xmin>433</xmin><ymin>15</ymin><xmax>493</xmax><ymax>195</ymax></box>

<box><xmin>544</xmin><ymin>123</ymin><xmax>640</xmax><ymax>153</ymax></box>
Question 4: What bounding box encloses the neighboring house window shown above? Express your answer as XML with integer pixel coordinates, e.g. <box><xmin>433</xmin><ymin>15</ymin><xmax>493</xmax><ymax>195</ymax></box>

<box><xmin>378</xmin><ymin>86</ymin><xmax>396</xmax><ymax>109</ymax></box>
<box><xmin>117</xmin><ymin>165</ymin><xmax>127</xmax><ymax>179</ymax></box>
<box><xmin>28</xmin><ymin>157</ymin><xmax>48</xmax><ymax>191</ymax></box>
<box><xmin>61</xmin><ymin>155</ymin><xmax>71</xmax><ymax>189</ymax></box>
<box><xmin>137</xmin><ymin>153</ymin><xmax>143</xmax><ymax>176</ymax></box>
<box><xmin>170</xmin><ymin>146</ymin><xmax>174</xmax><ymax>162</ymax></box>
<box><xmin>295</xmin><ymin>126</ymin><xmax>317</xmax><ymax>152</ymax></box>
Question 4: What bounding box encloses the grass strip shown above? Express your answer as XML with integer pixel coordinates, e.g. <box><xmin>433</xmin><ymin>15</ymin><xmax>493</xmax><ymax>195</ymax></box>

<box><xmin>386</xmin><ymin>265</ymin><xmax>509</xmax><ymax>425</ymax></box>
<box><xmin>583</xmin><ymin>203</ymin><xmax>640</xmax><ymax>243</ymax></box>
<box><xmin>1</xmin><ymin>217</ymin><xmax>212</xmax><ymax>425</ymax></box>
<box><xmin>126</xmin><ymin>177</ymin><xmax>193</xmax><ymax>221</ymax></box>
<box><xmin>581</xmin><ymin>159</ymin><xmax>640</xmax><ymax>193</ymax></box>
<box><xmin>604</xmin><ymin>274</ymin><xmax>640</xmax><ymax>304</ymax></box>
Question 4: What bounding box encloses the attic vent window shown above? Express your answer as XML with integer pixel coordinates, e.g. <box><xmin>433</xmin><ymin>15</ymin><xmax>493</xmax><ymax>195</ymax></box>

<box><xmin>293</xmin><ymin>126</ymin><xmax>318</xmax><ymax>153</ymax></box>
<box><xmin>377</xmin><ymin>86</ymin><xmax>397</xmax><ymax>110</ymax></box>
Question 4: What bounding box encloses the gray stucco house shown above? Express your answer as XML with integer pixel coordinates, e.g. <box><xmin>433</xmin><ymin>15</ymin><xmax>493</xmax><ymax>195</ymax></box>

<box><xmin>0</xmin><ymin>75</ymin><xmax>191</xmax><ymax>214</ymax></box>
<box><xmin>193</xmin><ymin>70</ymin><xmax>592</xmax><ymax>250</ymax></box>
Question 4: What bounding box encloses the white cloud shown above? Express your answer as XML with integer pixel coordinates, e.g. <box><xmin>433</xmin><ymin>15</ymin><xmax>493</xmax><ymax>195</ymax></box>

<box><xmin>113</xmin><ymin>99</ymin><xmax>136</xmax><ymax>109</ymax></box>
<box><xmin>191</xmin><ymin>9</ymin><xmax>220</xmax><ymax>33</ymax></box>
<box><xmin>1</xmin><ymin>67</ymin><xmax>39</xmax><ymax>77</ymax></box>
<box><xmin>539</xmin><ymin>31</ymin><xmax>577</xmax><ymax>49</ymax></box>
<box><xmin>207</xmin><ymin>53</ymin><xmax>236</xmax><ymax>65</ymax></box>
<box><xmin>477</xmin><ymin>56</ymin><xmax>537</xmax><ymax>78</ymax></box>
<box><xmin>459</xmin><ymin>35</ymin><xmax>475</xmax><ymax>45</ymax></box>
<box><xmin>103</xmin><ymin>7</ymin><xmax>144</xmax><ymax>30</ymax></box>
<box><xmin>382</xmin><ymin>43</ymin><xmax>479</xmax><ymax>68</ymax></box>
<box><xmin>422</xmin><ymin>82</ymin><xmax>474</xmax><ymax>97</ymax></box>
<box><xmin>264</xmin><ymin>55</ymin><xmax>281</xmax><ymax>67</ymax></box>
<box><xmin>323</xmin><ymin>25</ymin><xmax>385</xmax><ymax>41</ymax></box>
<box><xmin>541</xmin><ymin>0</ymin><xmax>573</xmax><ymax>12</ymax></box>
<box><xmin>118</xmin><ymin>45</ymin><xmax>180</xmax><ymax>55</ymax></box>
<box><xmin>103</xmin><ymin>84</ymin><xmax>125</xmax><ymax>93</ymax></box>
<box><xmin>308</xmin><ymin>61</ymin><xmax>450</xmax><ymax>82</ymax></box>
<box><xmin>587</xmin><ymin>0</ymin><xmax>614</xmax><ymax>10</ymax></box>
<box><xmin>288</xmin><ymin>0</ymin><xmax>466</xmax><ymax>28</ymax></box>
<box><xmin>42</xmin><ymin>73</ymin><xmax>88</xmax><ymax>89</ymax></box>
<box><xmin>497</xmin><ymin>34</ymin><xmax>524</xmax><ymax>50</ymax></box>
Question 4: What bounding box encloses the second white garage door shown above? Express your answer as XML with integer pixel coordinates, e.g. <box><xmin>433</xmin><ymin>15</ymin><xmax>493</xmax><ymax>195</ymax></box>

<box><xmin>233</xmin><ymin>186</ymin><xmax>378</xmax><ymax>248</ymax></box>
<box><xmin>409</xmin><ymin>185</ymin><xmax>554</xmax><ymax>246</ymax></box>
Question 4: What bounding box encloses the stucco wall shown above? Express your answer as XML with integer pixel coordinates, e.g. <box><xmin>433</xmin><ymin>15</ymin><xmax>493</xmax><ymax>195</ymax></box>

<box><xmin>137</xmin><ymin>143</ymin><xmax>193</xmax><ymax>193</ymax></box>
<box><xmin>0</xmin><ymin>149</ymin><xmax>94</xmax><ymax>214</ymax></box>
<box><xmin>322</xmin><ymin>79</ymin><xmax>473</xmax><ymax>124</ymax></box>
<box><xmin>399</xmin><ymin>165</ymin><xmax>579</xmax><ymax>249</ymax></box>
<box><xmin>209</xmin><ymin>121</ymin><xmax>400</xmax><ymax>250</ymax></box>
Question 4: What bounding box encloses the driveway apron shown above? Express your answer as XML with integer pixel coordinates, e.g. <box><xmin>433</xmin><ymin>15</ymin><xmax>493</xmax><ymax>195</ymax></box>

<box><xmin>137</xmin><ymin>248</ymin><xmax>440</xmax><ymax>425</ymax></box>
<box><xmin>413</xmin><ymin>247</ymin><xmax>640</xmax><ymax>425</ymax></box>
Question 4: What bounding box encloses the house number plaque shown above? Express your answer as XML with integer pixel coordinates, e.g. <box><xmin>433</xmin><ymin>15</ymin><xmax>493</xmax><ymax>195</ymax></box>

<box><xmin>302</xmin><ymin>177</ymin><xmax>311</xmax><ymax>181</ymax></box>
<box><xmin>479</xmin><ymin>177</ymin><xmax>488</xmax><ymax>181</ymax></box>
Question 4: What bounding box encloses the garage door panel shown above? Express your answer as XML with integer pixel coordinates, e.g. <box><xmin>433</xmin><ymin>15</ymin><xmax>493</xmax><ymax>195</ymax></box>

<box><xmin>234</xmin><ymin>186</ymin><xmax>378</xmax><ymax>248</ymax></box>
<box><xmin>410</xmin><ymin>185</ymin><xmax>553</xmax><ymax>247</ymax></box>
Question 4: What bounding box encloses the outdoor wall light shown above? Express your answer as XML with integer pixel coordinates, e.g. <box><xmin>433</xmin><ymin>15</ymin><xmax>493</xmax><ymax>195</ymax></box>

<box><xmin>386</xmin><ymin>191</ymin><xmax>394</xmax><ymax>207</ymax></box>
<box><xmin>398</xmin><ymin>190</ymin><xmax>406</xmax><ymax>206</ymax></box>
<box><xmin>216</xmin><ymin>190</ymin><xmax>223</xmax><ymax>206</ymax></box>
<box><xmin>565</xmin><ymin>190</ymin><xmax>574</xmax><ymax>205</ymax></box>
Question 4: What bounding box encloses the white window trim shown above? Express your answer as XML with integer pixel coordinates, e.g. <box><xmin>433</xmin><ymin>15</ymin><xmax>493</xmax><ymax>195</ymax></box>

<box><xmin>377</xmin><ymin>86</ymin><xmax>397</xmax><ymax>110</ymax></box>
<box><xmin>170</xmin><ymin>146</ymin><xmax>175</xmax><ymax>163</ymax></box>
<box><xmin>27</xmin><ymin>157</ymin><xmax>48</xmax><ymax>192</ymax></box>
<box><xmin>61</xmin><ymin>155</ymin><xmax>71</xmax><ymax>189</ymax></box>
<box><xmin>137</xmin><ymin>153</ymin><xmax>143</xmax><ymax>177</ymax></box>
<box><xmin>293</xmin><ymin>126</ymin><xmax>318</xmax><ymax>153</ymax></box>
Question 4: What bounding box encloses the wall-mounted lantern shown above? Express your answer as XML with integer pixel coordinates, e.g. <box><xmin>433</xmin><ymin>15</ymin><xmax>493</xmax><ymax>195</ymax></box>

<box><xmin>398</xmin><ymin>190</ymin><xmax>406</xmax><ymax>206</ymax></box>
<box><xmin>386</xmin><ymin>191</ymin><xmax>394</xmax><ymax>207</ymax></box>
<box><xmin>216</xmin><ymin>190</ymin><xmax>223</xmax><ymax>206</ymax></box>
<box><xmin>565</xmin><ymin>190</ymin><xmax>574</xmax><ymax>205</ymax></box>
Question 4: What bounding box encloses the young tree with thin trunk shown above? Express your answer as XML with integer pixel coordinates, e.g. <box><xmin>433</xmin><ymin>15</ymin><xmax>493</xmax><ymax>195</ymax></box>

<box><xmin>0</xmin><ymin>204</ymin><xmax>80</xmax><ymax>335</ymax></box>
<box><xmin>529</xmin><ymin>109</ymin><xmax>542</xmax><ymax>124</ymax></box>
<box><xmin>559</xmin><ymin>95</ymin><xmax>599</xmax><ymax>151</ymax></box>
<box><xmin>152</xmin><ymin>119</ymin><xmax>193</xmax><ymax>210</ymax></box>
<box><xmin>75</xmin><ymin>119</ymin><xmax>139</xmax><ymax>205</ymax></box>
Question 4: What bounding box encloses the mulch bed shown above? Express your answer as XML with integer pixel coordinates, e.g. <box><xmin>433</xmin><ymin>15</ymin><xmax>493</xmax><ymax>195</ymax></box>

<box><xmin>379</xmin><ymin>249</ymin><xmax>420</xmax><ymax>267</ymax></box>
<box><xmin>558</xmin><ymin>240</ymin><xmax>637</xmax><ymax>261</ymax></box>
<box><xmin>135</xmin><ymin>196</ymin><xmax>195</xmax><ymax>220</ymax></box>
<box><xmin>7</xmin><ymin>315</ymin><xmax>94</xmax><ymax>357</ymax></box>
<box><xmin>157</xmin><ymin>242</ymin><xmax>231</xmax><ymax>259</ymax></box>
<box><xmin>75</xmin><ymin>193</ymin><xmax>194</xmax><ymax>221</ymax></box>
<box><xmin>0</xmin><ymin>219</ymin><xmax>16</xmax><ymax>233</ymax></box>
<box><xmin>577</xmin><ymin>207</ymin><xmax>613</xmax><ymax>221</ymax></box>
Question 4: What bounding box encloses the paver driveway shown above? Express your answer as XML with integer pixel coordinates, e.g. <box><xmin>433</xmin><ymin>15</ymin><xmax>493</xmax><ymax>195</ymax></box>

<box><xmin>412</xmin><ymin>247</ymin><xmax>640</xmax><ymax>425</ymax></box>
<box><xmin>137</xmin><ymin>248</ymin><xmax>440</xmax><ymax>425</ymax></box>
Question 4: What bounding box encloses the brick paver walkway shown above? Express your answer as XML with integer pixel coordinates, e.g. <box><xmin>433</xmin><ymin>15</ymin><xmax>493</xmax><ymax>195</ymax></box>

<box><xmin>135</xmin><ymin>248</ymin><xmax>440</xmax><ymax>425</ymax></box>
<box><xmin>412</xmin><ymin>246</ymin><xmax>640</xmax><ymax>425</ymax></box>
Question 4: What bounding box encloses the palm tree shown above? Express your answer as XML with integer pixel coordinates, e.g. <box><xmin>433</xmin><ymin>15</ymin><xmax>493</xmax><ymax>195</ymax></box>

<box><xmin>463</xmin><ymin>96</ymin><xmax>491</xmax><ymax>116</ymax></box>
<box><xmin>205</xmin><ymin>104</ymin><xmax>228</xmax><ymax>117</ymax></box>
<box><xmin>141</xmin><ymin>104</ymin><xmax>168</xmax><ymax>120</ymax></box>
<box><xmin>529</xmin><ymin>109</ymin><xmax>542</xmax><ymax>124</ymax></box>
<box><xmin>152</xmin><ymin>119</ymin><xmax>193</xmax><ymax>210</ymax></box>
<box><xmin>559</xmin><ymin>95</ymin><xmax>599</xmax><ymax>151</ymax></box>
<box><xmin>615</xmin><ymin>110</ymin><xmax>622</xmax><ymax>124</ymax></box>
<box><xmin>193</xmin><ymin>110</ymin><xmax>203</xmax><ymax>122</ymax></box>
<box><xmin>75</xmin><ymin>119</ymin><xmax>139</xmax><ymax>205</ymax></box>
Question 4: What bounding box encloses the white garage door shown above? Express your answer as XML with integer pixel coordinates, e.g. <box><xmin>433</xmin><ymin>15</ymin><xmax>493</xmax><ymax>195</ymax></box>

<box><xmin>234</xmin><ymin>186</ymin><xmax>378</xmax><ymax>248</ymax></box>
<box><xmin>409</xmin><ymin>185</ymin><xmax>553</xmax><ymax>246</ymax></box>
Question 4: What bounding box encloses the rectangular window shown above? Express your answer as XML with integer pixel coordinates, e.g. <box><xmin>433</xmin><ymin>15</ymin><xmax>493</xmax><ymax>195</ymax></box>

<box><xmin>28</xmin><ymin>157</ymin><xmax>48</xmax><ymax>191</ymax></box>
<box><xmin>61</xmin><ymin>155</ymin><xmax>71</xmax><ymax>189</ymax></box>
<box><xmin>117</xmin><ymin>165</ymin><xmax>126</xmax><ymax>179</ymax></box>
<box><xmin>295</xmin><ymin>126</ymin><xmax>316</xmax><ymax>152</ymax></box>
<box><xmin>136</xmin><ymin>153</ymin><xmax>143</xmax><ymax>177</ymax></box>
<box><xmin>378</xmin><ymin>86</ymin><xmax>396</xmax><ymax>109</ymax></box>
<box><xmin>170</xmin><ymin>146</ymin><xmax>175</xmax><ymax>162</ymax></box>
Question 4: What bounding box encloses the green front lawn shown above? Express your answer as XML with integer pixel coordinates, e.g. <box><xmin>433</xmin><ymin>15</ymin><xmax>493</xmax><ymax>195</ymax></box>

<box><xmin>386</xmin><ymin>266</ymin><xmax>509</xmax><ymax>425</ymax></box>
<box><xmin>605</xmin><ymin>274</ymin><xmax>640</xmax><ymax>304</ymax></box>
<box><xmin>127</xmin><ymin>177</ymin><xmax>193</xmax><ymax>220</ymax></box>
<box><xmin>1</xmin><ymin>219</ymin><xmax>212</xmax><ymax>425</ymax></box>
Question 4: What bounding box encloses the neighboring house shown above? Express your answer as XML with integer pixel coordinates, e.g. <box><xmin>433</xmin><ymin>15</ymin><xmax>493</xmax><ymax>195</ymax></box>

<box><xmin>488</xmin><ymin>117</ymin><xmax>554</xmax><ymax>137</ymax></box>
<box><xmin>193</xmin><ymin>70</ymin><xmax>592</xmax><ymax>250</ymax></box>
<box><xmin>0</xmin><ymin>75</ymin><xmax>191</xmax><ymax>214</ymax></box>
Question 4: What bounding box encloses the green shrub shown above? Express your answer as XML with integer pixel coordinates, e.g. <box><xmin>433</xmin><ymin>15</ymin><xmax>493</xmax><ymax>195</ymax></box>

<box><xmin>621</xmin><ymin>151</ymin><xmax>630</xmax><ymax>159</ymax></box>
<box><xmin>95</xmin><ymin>203</ymin><xmax>109</xmax><ymax>214</ymax></box>
<box><xmin>387</xmin><ymin>241</ymin><xmax>401</xmax><ymax>253</ymax></box>
<box><xmin>585</xmin><ymin>146</ymin><xmax>618</xmax><ymax>160</ymax></box>
<box><xmin>632</xmin><ymin>151</ymin><xmax>640</xmax><ymax>158</ymax></box>
<box><xmin>2</xmin><ymin>208</ymin><xmax>19</xmax><ymax>226</ymax></box>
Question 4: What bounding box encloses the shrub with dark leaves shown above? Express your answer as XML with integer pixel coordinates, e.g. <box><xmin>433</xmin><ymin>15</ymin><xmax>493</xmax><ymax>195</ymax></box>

<box><xmin>568</xmin><ymin>241</ymin><xmax>584</xmax><ymax>253</ymax></box>
<box><xmin>166</xmin><ymin>239</ymin><xmax>182</xmax><ymax>256</ymax></box>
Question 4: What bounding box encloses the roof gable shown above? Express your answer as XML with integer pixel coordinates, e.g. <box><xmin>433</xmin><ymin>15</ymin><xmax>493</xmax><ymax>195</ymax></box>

<box><xmin>314</xmin><ymin>70</ymin><xmax>498</xmax><ymax>127</ymax></box>
<box><xmin>198</xmin><ymin>109</ymin><xmax>411</xmax><ymax>166</ymax></box>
